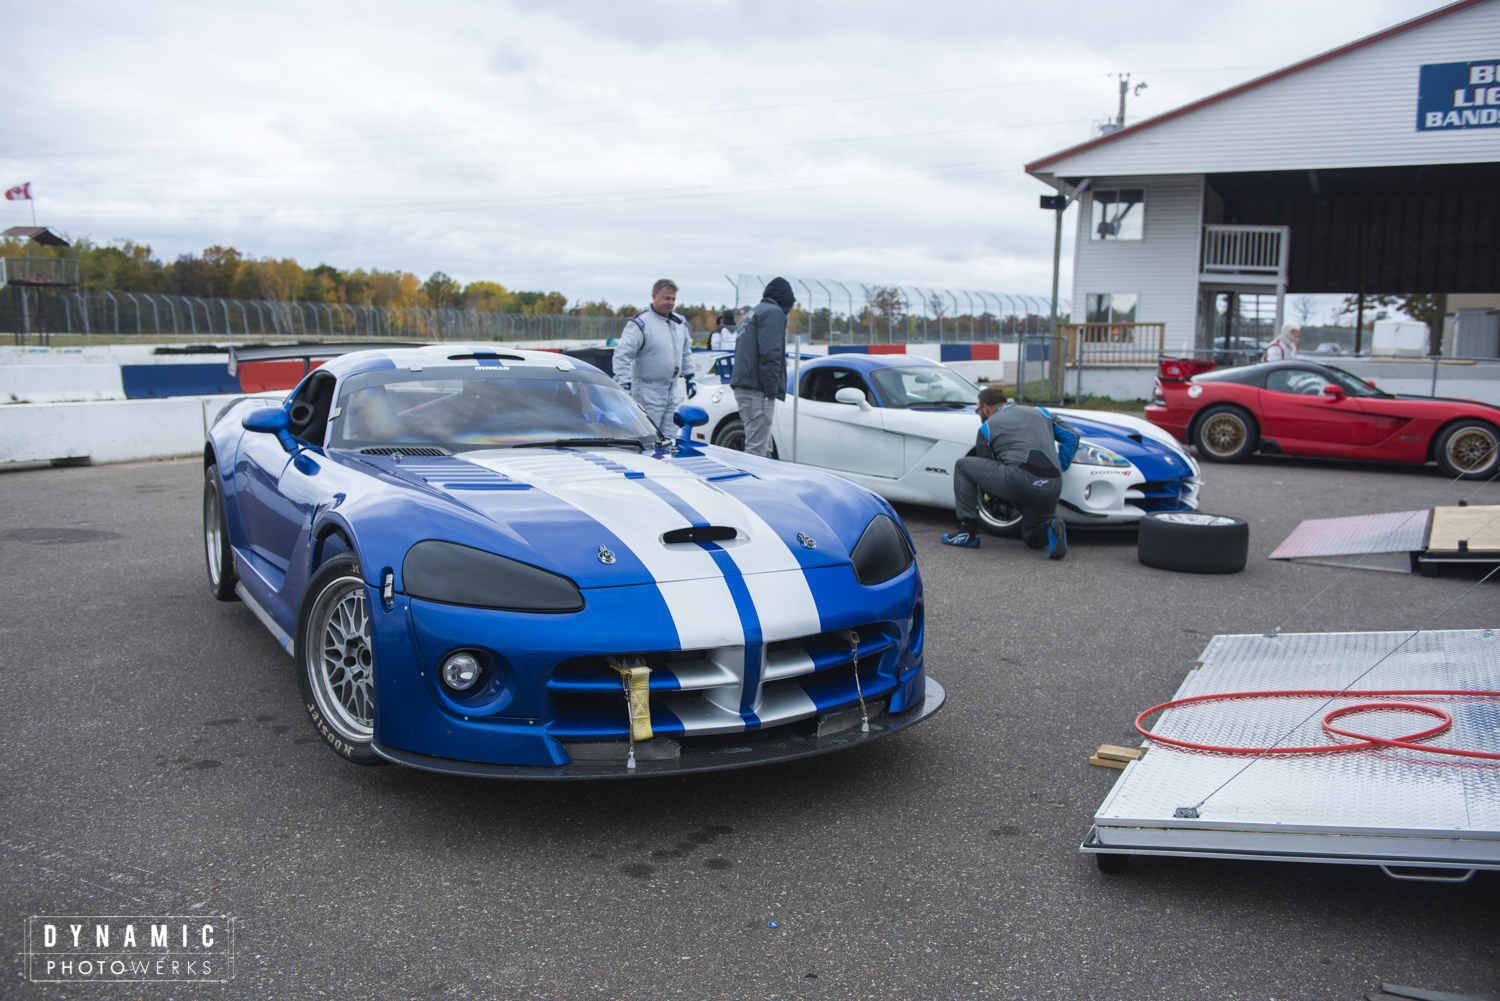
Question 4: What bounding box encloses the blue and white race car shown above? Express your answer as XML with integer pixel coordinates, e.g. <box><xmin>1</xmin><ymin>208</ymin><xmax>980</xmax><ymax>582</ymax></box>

<box><xmin>204</xmin><ymin>343</ymin><xmax>941</xmax><ymax>777</ymax></box>
<box><xmin>687</xmin><ymin>352</ymin><xmax>1202</xmax><ymax>535</ymax></box>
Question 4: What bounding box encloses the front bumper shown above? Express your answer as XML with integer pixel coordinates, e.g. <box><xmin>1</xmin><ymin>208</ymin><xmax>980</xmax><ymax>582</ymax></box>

<box><xmin>371</xmin><ymin>676</ymin><xmax>945</xmax><ymax>779</ymax></box>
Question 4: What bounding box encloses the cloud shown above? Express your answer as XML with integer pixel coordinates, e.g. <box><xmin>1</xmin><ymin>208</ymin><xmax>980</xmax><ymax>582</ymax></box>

<box><xmin>0</xmin><ymin>0</ymin><xmax>1442</xmax><ymax>313</ymax></box>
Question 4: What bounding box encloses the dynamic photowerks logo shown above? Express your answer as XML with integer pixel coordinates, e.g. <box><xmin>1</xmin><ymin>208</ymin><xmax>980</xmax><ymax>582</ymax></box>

<box><xmin>24</xmin><ymin>915</ymin><xmax>235</xmax><ymax>983</ymax></box>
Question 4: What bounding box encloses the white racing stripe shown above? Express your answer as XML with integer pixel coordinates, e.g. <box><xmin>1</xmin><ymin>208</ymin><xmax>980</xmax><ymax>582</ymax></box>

<box><xmin>603</xmin><ymin>451</ymin><xmax>824</xmax><ymax>643</ymax></box>
<box><xmin>460</xmin><ymin>450</ymin><xmax>744</xmax><ymax>650</ymax></box>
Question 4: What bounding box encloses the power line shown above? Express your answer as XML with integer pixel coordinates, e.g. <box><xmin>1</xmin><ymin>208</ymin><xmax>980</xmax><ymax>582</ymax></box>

<box><xmin>36</xmin><ymin>117</ymin><xmax>1096</xmax><ymax>190</ymax></box>
<box><xmin>0</xmin><ymin>66</ymin><xmax>1270</xmax><ymax>162</ymax></box>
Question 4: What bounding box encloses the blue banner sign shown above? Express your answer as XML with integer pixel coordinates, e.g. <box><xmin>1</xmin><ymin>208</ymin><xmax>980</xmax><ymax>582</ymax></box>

<box><xmin>1418</xmin><ymin>59</ymin><xmax>1500</xmax><ymax>130</ymax></box>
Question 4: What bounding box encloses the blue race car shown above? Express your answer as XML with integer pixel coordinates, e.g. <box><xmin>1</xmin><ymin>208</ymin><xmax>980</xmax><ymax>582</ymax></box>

<box><xmin>204</xmin><ymin>344</ymin><xmax>942</xmax><ymax>777</ymax></box>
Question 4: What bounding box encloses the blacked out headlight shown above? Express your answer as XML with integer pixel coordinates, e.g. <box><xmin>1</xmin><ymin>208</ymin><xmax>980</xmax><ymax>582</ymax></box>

<box><xmin>403</xmin><ymin>540</ymin><xmax>585</xmax><ymax>612</ymax></box>
<box><xmin>849</xmin><ymin>514</ymin><xmax>913</xmax><ymax>586</ymax></box>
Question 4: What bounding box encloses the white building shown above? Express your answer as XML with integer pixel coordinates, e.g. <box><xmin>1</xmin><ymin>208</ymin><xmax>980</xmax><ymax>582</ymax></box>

<box><xmin>1027</xmin><ymin>0</ymin><xmax>1500</xmax><ymax>366</ymax></box>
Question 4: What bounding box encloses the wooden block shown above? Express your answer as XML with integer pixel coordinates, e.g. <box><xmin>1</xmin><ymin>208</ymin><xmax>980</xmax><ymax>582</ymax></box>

<box><xmin>1096</xmin><ymin>744</ymin><xmax>1143</xmax><ymax>762</ymax></box>
<box><xmin>1089</xmin><ymin>755</ymin><xmax>1128</xmax><ymax>770</ymax></box>
<box><xmin>1428</xmin><ymin>505</ymin><xmax>1500</xmax><ymax>552</ymax></box>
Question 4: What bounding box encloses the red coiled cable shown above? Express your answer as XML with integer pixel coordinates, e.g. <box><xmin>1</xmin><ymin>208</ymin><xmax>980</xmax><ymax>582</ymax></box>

<box><xmin>1136</xmin><ymin>689</ymin><xmax>1500</xmax><ymax>761</ymax></box>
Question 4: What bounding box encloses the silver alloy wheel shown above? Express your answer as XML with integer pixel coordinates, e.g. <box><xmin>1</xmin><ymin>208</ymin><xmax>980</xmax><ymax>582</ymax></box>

<box><xmin>204</xmin><ymin>484</ymin><xmax>223</xmax><ymax>587</ymax></box>
<box><xmin>312</xmin><ymin>580</ymin><xmax>375</xmax><ymax>742</ymax></box>
<box><xmin>1152</xmin><ymin>512</ymin><xmax>1239</xmax><ymax>526</ymax></box>
<box><xmin>978</xmin><ymin>494</ymin><xmax>1023</xmax><ymax>531</ymax></box>
<box><xmin>1445</xmin><ymin>425</ymin><xmax>1499</xmax><ymax>475</ymax></box>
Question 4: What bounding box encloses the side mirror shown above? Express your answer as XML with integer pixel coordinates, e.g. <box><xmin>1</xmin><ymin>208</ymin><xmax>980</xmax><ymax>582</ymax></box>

<box><xmin>835</xmin><ymin>386</ymin><xmax>872</xmax><ymax>411</ymax></box>
<box><xmin>672</xmin><ymin>404</ymin><xmax>710</xmax><ymax>441</ymax></box>
<box><xmin>243</xmin><ymin>406</ymin><xmax>298</xmax><ymax>453</ymax></box>
<box><xmin>1322</xmin><ymin>383</ymin><xmax>1346</xmax><ymax>400</ymax></box>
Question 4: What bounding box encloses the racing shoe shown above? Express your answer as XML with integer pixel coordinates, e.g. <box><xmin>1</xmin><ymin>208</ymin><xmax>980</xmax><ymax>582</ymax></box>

<box><xmin>941</xmin><ymin>520</ymin><xmax>982</xmax><ymax>549</ymax></box>
<box><xmin>1047</xmin><ymin>517</ymin><xmax>1068</xmax><ymax>560</ymax></box>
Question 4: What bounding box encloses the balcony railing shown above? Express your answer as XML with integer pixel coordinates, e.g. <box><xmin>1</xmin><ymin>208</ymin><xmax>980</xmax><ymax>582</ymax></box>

<box><xmin>1201</xmin><ymin>224</ymin><xmax>1289</xmax><ymax>282</ymax></box>
<box><xmin>1060</xmin><ymin>322</ymin><xmax>1165</xmax><ymax>365</ymax></box>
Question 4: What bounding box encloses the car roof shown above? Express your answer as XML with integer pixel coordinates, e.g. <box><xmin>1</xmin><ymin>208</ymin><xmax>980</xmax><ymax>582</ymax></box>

<box><xmin>316</xmin><ymin>343</ymin><xmax>598</xmax><ymax>380</ymax></box>
<box><xmin>804</xmin><ymin>353</ymin><xmax>944</xmax><ymax>373</ymax></box>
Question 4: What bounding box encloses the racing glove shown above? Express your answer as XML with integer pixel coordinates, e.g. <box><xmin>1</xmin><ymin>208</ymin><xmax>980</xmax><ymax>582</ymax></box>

<box><xmin>620</xmin><ymin>381</ymin><xmax>631</xmax><ymax>392</ymax></box>
<box><xmin>685</xmin><ymin>377</ymin><xmax>697</xmax><ymax>399</ymax></box>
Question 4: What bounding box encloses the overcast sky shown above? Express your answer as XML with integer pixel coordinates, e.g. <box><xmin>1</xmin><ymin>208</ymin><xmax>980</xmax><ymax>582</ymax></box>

<box><xmin>0</xmin><ymin>0</ymin><xmax>1446</xmax><ymax>318</ymax></box>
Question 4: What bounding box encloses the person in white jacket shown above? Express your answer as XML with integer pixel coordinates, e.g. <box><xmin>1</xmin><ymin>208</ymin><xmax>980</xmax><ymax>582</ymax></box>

<box><xmin>613</xmin><ymin>279</ymin><xmax>696</xmax><ymax>435</ymax></box>
<box><xmin>1262</xmin><ymin>321</ymin><xmax>1301</xmax><ymax>362</ymax></box>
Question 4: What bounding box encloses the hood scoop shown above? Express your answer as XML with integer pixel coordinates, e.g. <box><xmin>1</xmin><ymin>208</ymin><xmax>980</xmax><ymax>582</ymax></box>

<box><xmin>663</xmin><ymin>525</ymin><xmax>737</xmax><ymax>545</ymax></box>
<box><xmin>393</xmin><ymin>457</ymin><xmax>531</xmax><ymax>491</ymax></box>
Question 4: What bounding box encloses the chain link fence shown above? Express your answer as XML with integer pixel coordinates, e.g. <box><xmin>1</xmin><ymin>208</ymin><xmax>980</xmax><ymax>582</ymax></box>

<box><xmin>2</xmin><ymin>287</ymin><xmax>625</xmax><ymax>345</ymax></box>
<box><xmin>735</xmin><ymin>274</ymin><xmax>1063</xmax><ymax>344</ymax></box>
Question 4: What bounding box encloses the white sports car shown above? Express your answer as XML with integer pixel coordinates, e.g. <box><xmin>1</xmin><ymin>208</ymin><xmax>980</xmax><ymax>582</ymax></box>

<box><xmin>688</xmin><ymin>351</ymin><xmax>1201</xmax><ymax>535</ymax></box>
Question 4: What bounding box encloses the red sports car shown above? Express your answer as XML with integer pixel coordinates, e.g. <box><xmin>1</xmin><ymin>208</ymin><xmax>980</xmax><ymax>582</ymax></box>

<box><xmin>1145</xmin><ymin>358</ymin><xmax>1500</xmax><ymax>480</ymax></box>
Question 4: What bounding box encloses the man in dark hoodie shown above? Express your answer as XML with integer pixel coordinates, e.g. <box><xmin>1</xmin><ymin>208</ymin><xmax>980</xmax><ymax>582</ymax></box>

<box><xmin>729</xmin><ymin>277</ymin><xmax>795</xmax><ymax>457</ymax></box>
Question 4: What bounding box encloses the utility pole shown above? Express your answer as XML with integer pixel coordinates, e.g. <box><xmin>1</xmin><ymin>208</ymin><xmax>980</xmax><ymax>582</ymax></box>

<box><xmin>1042</xmin><ymin>179</ymin><xmax>1091</xmax><ymax>338</ymax></box>
<box><xmin>1103</xmin><ymin>75</ymin><xmax>1148</xmax><ymax>134</ymax></box>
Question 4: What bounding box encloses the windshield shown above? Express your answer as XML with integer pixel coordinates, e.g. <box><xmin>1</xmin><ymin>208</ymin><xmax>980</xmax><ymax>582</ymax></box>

<box><xmin>867</xmin><ymin>366</ymin><xmax>980</xmax><ymax>408</ymax></box>
<box><xmin>1321</xmin><ymin>365</ymin><xmax>1390</xmax><ymax>398</ymax></box>
<box><xmin>331</xmin><ymin>367</ymin><xmax>659</xmax><ymax>450</ymax></box>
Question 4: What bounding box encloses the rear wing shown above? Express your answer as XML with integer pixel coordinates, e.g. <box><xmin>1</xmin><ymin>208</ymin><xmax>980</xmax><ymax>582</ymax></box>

<box><xmin>1158</xmin><ymin>357</ymin><xmax>1218</xmax><ymax>382</ymax></box>
<box><xmin>227</xmin><ymin>342</ymin><xmax>425</xmax><ymax>376</ymax></box>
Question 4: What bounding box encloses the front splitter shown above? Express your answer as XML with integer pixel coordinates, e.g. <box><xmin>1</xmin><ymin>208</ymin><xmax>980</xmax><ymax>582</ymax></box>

<box><xmin>372</xmin><ymin>677</ymin><xmax>946</xmax><ymax>780</ymax></box>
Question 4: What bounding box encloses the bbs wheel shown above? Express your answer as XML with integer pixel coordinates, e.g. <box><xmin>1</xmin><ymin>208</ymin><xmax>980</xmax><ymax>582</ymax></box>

<box><xmin>295</xmin><ymin>555</ymin><xmax>384</xmax><ymax>765</ymax></box>
<box><xmin>1192</xmin><ymin>405</ymin><xmax>1258</xmax><ymax>463</ymax></box>
<box><xmin>977</xmin><ymin>493</ymin><xmax>1023</xmax><ymax>538</ymax></box>
<box><xmin>713</xmin><ymin>417</ymin><xmax>747</xmax><ymax>451</ymax></box>
<box><xmin>1138</xmin><ymin>512</ymin><xmax>1248</xmax><ymax>574</ymax></box>
<box><xmin>203</xmin><ymin>463</ymin><xmax>238</xmax><ymax>601</ymax></box>
<box><xmin>1434</xmin><ymin>420</ymin><xmax>1499</xmax><ymax>480</ymax></box>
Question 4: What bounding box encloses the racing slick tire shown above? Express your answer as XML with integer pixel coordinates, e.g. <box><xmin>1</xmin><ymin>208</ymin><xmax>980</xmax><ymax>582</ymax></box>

<box><xmin>713</xmin><ymin>417</ymin><xmax>746</xmax><ymax>451</ymax></box>
<box><xmin>1137</xmin><ymin>512</ymin><xmax>1248</xmax><ymax>574</ymax></box>
<box><xmin>295</xmin><ymin>555</ymin><xmax>386</xmax><ymax>766</ymax></box>
<box><xmin>1191</xmin><ymin>405</ymin><xmax>1258</xmax><ymax>463</ymax></box>
<box><xmin>977</xmin><ymin>493</ymin><xmax>1024</xmax><ymax>538</ymax></box>
<box><xmin>1433</xmin><ymin>419</ymin><xmax>1500</xmax><ymax>480</ymax></box>
<box><xmin>203</xmin><ymin>462</ymin><xmax>239</xmax><ymax>602</ymax></box>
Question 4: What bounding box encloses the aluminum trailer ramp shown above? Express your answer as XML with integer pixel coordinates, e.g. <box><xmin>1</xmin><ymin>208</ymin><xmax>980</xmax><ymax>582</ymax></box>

<box><xmin>1083</xmin><ymin>629</ymin><xmax>1500</xmax><ymax>875</ymax></box>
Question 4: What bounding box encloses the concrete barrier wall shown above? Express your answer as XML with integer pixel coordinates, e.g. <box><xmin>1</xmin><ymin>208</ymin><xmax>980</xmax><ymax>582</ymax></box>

<box><xmin>0</xmin><ymin>395</ymin><xmax>240</xmax><ymax>465</ymax></box>
<box><xmin>1</xmin><ymin>364</ymin><xmax>127</xmax><ymax>403</ymax></box>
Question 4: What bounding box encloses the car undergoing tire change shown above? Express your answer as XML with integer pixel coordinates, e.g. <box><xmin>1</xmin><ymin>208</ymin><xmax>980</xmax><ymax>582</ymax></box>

<box><xmin>1147</xmin><ymin>357</ymin><xmax>1500</xmax><ymax>480</ymax></box>
<box><xmin>203</xmin><ymin>344</ymin><xmax>942</xmax><ymax>777</ymax></box>
<box><xmin>688</xmin><ymin>352</ymin><xmax>1202</xmax><ymax>536</ymax></box>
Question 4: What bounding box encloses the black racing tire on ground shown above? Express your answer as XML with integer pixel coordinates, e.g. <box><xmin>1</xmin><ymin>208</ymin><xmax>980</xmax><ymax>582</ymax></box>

<box><xmin>713</xmin><ymin>416</ymin><xmax>746</xmax><ymax>451</ymax></box>
<box><xmin>1433</xmin><ymin>419</ymin><xmax>1500</xmax><ymax>480</ymax></box>
<box><xmin>1096</xmin><ymin>853</ymin><xmax>1130</xmax><ymax>874</ymax></box>
<box><xmin>1137</xmin><ymin>512</ymin><xmax>1248</xmax><ymax>574</ymax></box>
<box><xmin>1191</xmin><ymin>405</ymin><xmax>1259</xmax><ymax>463</ymax></box>
<box><xmin>203</xmin><ymin>462</ymin><xmax>239</xmax><ymax>602</ymax></box>
<box><xmin>977</xmin><ymin>493</ymin><xmax>1024</xmax><ymax>538</ymax></box>
<box><xmin>294</xmin><ymin>555</ymin><xmax>385</xmax><ymax>766</ymax></box>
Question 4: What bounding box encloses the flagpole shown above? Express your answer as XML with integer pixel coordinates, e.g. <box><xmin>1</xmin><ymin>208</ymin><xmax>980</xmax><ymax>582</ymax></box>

<box><xmin>30</xmin><ymin>185</ymin><xmax>36</xmax><ymax>227</ymax></box>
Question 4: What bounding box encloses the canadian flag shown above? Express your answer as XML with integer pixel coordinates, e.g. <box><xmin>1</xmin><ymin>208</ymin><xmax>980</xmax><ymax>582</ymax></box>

<box><xmin>5</xmin><ymin>182</ymin><xmax>32</xmax><ymax>201</ymax></box>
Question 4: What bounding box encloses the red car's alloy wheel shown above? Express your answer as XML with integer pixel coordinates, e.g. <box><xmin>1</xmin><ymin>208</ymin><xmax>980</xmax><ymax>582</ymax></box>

<box><xmin>1199</xmin><ymin>412</ymin><xmax>1248</xmax><ymax>458</ymax></box>
<box><xmin>1443</xmin><ymin>425</ymin><xmax>1499</xmax><ymax>477</ymax></box>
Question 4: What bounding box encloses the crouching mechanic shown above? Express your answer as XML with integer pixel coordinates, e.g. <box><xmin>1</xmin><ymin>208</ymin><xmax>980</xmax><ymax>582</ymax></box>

<box><xmin>613</xmin><ymin>278</ymin><xmax>696</xmax><ymax>435</ymax></box>
<box><xmin>942</xmin><ymin>386</ymin><xmax>1078</xmax><ymax>559</ymax></box>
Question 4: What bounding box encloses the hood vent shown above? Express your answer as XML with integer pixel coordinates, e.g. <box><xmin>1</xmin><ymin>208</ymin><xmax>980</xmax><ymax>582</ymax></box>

<box><xmin>662</xmin><ymin>525</ymin><xmax>737</xmax><ymax>545</ymax></box>
<box><xmin>360</xmin><ymin>446</ymin><xmax>449</xmax><ymax>456</ymax></box>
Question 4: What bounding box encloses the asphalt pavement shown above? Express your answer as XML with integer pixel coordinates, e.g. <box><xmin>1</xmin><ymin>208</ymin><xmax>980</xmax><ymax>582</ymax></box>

<box><xmin>1</xmin><ymin>448</ymin><xmax>1496</xmax><ymax>1001</ymax></box>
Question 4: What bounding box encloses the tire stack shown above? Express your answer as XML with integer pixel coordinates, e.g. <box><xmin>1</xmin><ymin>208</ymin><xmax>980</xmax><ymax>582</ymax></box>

<box><xmin>1137</xmin><ymin>512</ymin><xmax>1249</xmax><ymax>574</ymax></box>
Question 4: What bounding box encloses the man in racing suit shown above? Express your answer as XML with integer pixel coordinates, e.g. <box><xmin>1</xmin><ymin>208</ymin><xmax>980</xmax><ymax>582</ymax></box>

<box><xmin>942</xmin><ymin>386</ymin><xmax>1077</xmax><ymax>559</ymax></box>
<box><xmin>613</xmin><ymin>278</ymin><xmax>696</xmax><ymax>435</ymax></box>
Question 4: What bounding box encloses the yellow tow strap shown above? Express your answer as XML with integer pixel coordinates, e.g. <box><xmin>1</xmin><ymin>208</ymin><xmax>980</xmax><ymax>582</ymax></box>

<box><xmin>607</xmin><ymin>656</ymin><xmax>653</xmax><ymax>742</ymax></box>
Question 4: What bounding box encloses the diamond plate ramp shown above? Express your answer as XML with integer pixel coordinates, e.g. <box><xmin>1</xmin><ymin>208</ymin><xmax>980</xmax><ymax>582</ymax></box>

<box><xmin>1084</xmin><ymin>630</ymin><xmax>1500</xmax><ymax>871</ymax></box>
<box><xmin>1268</xmin><ymin>510</ymin><xmax>1431</xmax><ymax>573</ymax></box>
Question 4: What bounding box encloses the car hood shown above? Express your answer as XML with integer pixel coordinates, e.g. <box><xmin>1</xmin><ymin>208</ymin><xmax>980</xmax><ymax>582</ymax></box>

<box><xmin>1054</xmin><ymin>409</ymin><xmax>1198</xmax><ymax>482</ymax></box>
<box><xmin>367</xmin><ymin>446</ymin><xmax>864</xmax><ymax>590</ymax></box>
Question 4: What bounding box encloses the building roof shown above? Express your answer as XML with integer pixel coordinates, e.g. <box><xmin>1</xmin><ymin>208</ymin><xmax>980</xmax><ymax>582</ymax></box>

<box><xmin>1026</xmin><ymin>0</ymin><xmax>1495</xmax><ymax>180</ymax></box>
<box><xmin>2</xmin><ymin>226</ymin><xmax>70</xmax><ymax>247</ymax></box>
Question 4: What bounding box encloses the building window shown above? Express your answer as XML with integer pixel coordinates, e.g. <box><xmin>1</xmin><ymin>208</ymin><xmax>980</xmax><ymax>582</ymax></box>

<box><xmin>1085</xmin><ymin>293</ymin><xmax>1138</xmax><ymax>324</ymax></box>
<box><xmin>1089</xmin><ymin>189</ymin><xmax>1145</xmax><ymax>241</ymax></box>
